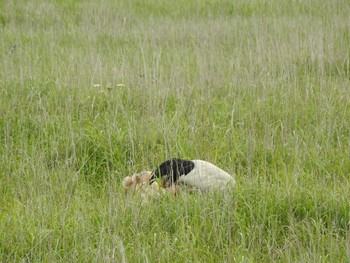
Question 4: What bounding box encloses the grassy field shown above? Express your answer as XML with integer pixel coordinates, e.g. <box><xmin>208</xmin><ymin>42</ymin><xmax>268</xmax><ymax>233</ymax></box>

<box><xmin>1</xmin><ymin>0</ymin><xmax>350</xmax><ymax>262</ymax></box>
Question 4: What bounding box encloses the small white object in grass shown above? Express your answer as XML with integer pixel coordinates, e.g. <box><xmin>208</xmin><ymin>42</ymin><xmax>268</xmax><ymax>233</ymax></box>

<box><xmin>150</xmin><ymin>158</ymin><xmax>236</xmax><ymax>193</ymax></box>
<box><xmin>116</xmin><ymin>84</ymin><xmax>125</xmax><ymax>87</ymax></box>
<box><xmin>179</xmin><ymin>160</ymin><xmax>236</xmax><ymax>191</ymax></box>
<box><xmin>123</xmin><ymin>159</ymin><xmax>236</xmax><ymax>198</ymax></box>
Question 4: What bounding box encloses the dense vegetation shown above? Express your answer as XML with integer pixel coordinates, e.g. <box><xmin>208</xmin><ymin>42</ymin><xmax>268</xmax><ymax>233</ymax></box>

<box><xmin>1</xmin><ymin>0</ymin><xmax>349</xmax><ymax>261</ymax></box>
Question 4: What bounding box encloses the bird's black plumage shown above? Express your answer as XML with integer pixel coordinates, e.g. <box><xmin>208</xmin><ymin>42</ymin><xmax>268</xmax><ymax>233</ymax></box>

<box><xmin>149</xmin><ymin>158</ymin><xmax>195</xmax><ymax>186</ymax></box>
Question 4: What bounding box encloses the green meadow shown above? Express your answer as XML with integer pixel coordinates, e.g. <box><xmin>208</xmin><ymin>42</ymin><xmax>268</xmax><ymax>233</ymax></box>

<box><xmin>1</xmin><ymin>0</ymin><xmax>349</xmax><ymax>262</ymax></box>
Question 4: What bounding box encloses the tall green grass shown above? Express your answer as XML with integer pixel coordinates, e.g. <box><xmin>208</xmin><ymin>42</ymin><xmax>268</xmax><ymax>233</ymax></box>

<box><xmin>1</xmin><ymin>0</ymin><xmax>349</xmax><ymax>262</ymax></box>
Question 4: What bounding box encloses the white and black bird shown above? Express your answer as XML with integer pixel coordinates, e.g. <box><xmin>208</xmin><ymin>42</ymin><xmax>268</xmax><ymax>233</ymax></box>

<box><xmin>149</xmin><ymin>158</ymin><xmax>236</xmax><ymax>192</ymax></box>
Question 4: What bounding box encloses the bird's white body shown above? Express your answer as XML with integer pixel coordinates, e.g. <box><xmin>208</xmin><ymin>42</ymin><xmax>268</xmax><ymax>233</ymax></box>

<box><xmin>178</xmin><ymin>160</ymin><xmax>236</xmax><ymax>191</ymax></box>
